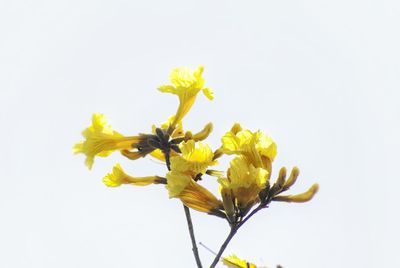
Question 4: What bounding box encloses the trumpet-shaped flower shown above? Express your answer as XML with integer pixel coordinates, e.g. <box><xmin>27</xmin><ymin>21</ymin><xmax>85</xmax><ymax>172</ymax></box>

<box><xmin>103</xmin><ymin>163</ymin><xmax>165</xmax><ymax>187</ymax></box>
<box><xmin>170</xmin><ymin>140</ymin><xmax>218</xmax><ymax>176</ymax></box>
<box><xmin>221</xmin><ymin>126</ymin><xmax>277</xmax><ymax>169</ymax></box>
<box><xmin>219</xmin><ymin>156</ymin><xmax>269</xmax><ymax>215</ymax></box>
<box><xmin>222</xmin><ymin>254</ymin><xmax>258</xmax><ymax>268</ymax></box>
<box><xmin>73</xmin><ymin>113</ymin><xmax>143</xmax><ymax>169</ymax></box>
<box><xmin>167</xmin><ymin>171</ymin><xmax>222</xmax><ymax>214</ymax></box>
<box><xmin>158</xmin><ymin>65</ymin><xmax>214</xmax><ymax>127</ymax></box>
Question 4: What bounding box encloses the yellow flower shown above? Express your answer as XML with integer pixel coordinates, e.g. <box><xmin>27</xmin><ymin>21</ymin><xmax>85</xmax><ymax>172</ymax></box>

<box><xmin>219</xmin><ymin>156</ymin><xmax>269</xmax><ymax>215</ymax></box>
<box><xmin>170</xmin><ymin>140</ymin><xmax>218</xmax><ymax>176</ymax></box>
<box><xmin>158</xmin><ymin>65</ymin><xmax>214</xmax><ymax>127</ymax></box>
<box><xmin>103</xmin><ymin>163</ymin><xmax>165</xmax><ymax>187</ymax></box>
<box><xmin>221</xmin><ymin>126</ymin><xmax>277</xmax><ymax>169</ymax></box>
<box><xmin>73</xmin><ymin>113</ymin><xmax>142</xmax><ymax>169</ymax></box>
<box><xmin>167</xmin><ymin>171</ymin><xmax>222</xmax><ymax>214</ymax></box>
<box><xmin>222</xmin><ymin>254</ymin><xmax>258</xmax><ymax>268</ymax></box>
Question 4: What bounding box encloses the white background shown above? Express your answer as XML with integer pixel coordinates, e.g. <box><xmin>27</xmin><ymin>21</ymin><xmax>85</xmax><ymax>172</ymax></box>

<box><xmin>1</xmin><ymin>1</ymin><xmax>399</xmax><ymax>267</ymax></box>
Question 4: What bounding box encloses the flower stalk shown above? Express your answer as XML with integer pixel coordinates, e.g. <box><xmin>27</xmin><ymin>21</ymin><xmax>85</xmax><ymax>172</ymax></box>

<box><xmin>184</xmin><ymin>205</ymin><xmax>203</xmax><ymax>268</ymax></box>
<box><xmin>210</xmin><ymin>202</ymin><xmax>265</xmax><ymax>268</ymax></box>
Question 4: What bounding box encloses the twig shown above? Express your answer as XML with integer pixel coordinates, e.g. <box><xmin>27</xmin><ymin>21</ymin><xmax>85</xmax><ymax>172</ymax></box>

<box><xmin>209</xmin><ymin>204</ymin><xmax>265</xmax><ymax>268</ymax></box>
<box><xmin>209</xmin><ymin>227</ymin><xmax>237</xmax><ymax>268</ymax></box>
<box><xmin>184</xmin><ymin>205</ymin><xmax>203</xmax><ymax>268</ymax></box>
<box><xmin>164</xmin><ymin>148</ymin><xmax>171</xmax><ymax>170</ymax></box>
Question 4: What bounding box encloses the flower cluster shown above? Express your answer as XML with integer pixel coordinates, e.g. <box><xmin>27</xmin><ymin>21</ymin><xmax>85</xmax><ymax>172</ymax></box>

<box><xmin>74</xmin><ymin>65</ymin><xmax>318</xmax><ymax>267</ymax></box>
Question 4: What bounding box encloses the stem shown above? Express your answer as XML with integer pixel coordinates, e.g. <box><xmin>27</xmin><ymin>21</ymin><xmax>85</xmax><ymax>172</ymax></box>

<box><xmin>209</xmin><ymin>227</ymin><xmax>238</xmax><ymax>268</ymax></box>
<box><xmin>164</xmin><ymin>149</ymin><xmax>171</xmax><ymax>170</ymax></box>
<box><xmin>209</xmin><ymin>204</ymin><xmax>265</xmax><ymax>268</ymax></box>
<box><xmin>184</xmin><ymin>205</ymin><xmax>203</xmax><ymax>268</ymax></box>
<box><xmin>163</xmin><ymin>149</ymin><xmax>203</xmax><ymax>268</ymax></box>
<box><xmin>237</xmin><ymin>205</ymin><xmax>263</xmax><ymax>229</ymax></box>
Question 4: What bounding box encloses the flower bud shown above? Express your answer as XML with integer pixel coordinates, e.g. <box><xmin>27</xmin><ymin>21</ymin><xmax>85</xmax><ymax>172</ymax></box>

<box><xmin>192</xmin><ymin>122</ymin><xmax>213</xmax><ymax>141</ymax></box>
<box><xmin>273</xmin><ymin>183</ymin><xmax>319</xmax><ymax>203</ymax></box>
<box><xmin>282</xmin><ymin>166</ymin><xmax>299</xmax><ymax>191</ymax></box>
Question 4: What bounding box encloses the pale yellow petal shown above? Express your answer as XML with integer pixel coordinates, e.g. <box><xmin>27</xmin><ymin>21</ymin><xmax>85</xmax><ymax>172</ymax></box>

<box><xmin>171</xmin><ymin>140</ymin><xmax>217</xmax><ymax>175</ymax></box>
<box><xmin>166</xmin><ymin>171</ymin><xmax>191</xmax><ymax>197</ymax></box>
<box><xmin>222</xmin><ymin>254</ymin><xmax>257</xmax><ymax>268</ymax></box>
<box><xmin>150</xmin><ymin>149</ymin><xmax>166</xmax><ymax>161</ymax></box>
<box><xmin>158</xmin><ymin>66</ymin><xmax>213</xmax><ymax>127</ymax></box>
<box><xmin>256</xmin><ymin>131</ymin><xmax>277</xmax><ymax>162</ymax></box>
<box><xmin>102</xmin><ymin>163</ymin><xmax>127</xmax><ymax>187</ymax></box>
<box><xmin>221</xmin><ymin>132</ymin><xmax>241</xmax><ymax>153</ymax></box>
<box><xmin>170</xmin><ymin>67</ymin><xmax>196</xmax><ymax>88</ymax></box>
<box><xmin>167</xmin><ymin>170</ymin><xmax>221</xmax><ymax>213</ymax></box>
<box><xmin>158</xmin><ymin>85</ymin><xmax>178</xmax><ymax>94</ymax></box>
<box><xmin>219</xmin><ymin>156</ymin><xmax>269</xmax><ymax>212</ymax></box>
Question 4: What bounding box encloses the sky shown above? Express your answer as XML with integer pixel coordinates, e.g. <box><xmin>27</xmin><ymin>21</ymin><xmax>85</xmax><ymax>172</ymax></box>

<box><xmin>1</xmin><ymin>0</ymin><xmax>399</xmax><ymax>267</ymax></box>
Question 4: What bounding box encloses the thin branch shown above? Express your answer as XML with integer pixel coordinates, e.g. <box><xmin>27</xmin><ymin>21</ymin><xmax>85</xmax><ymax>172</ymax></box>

<box><xmin>237</xmin><ymin>205</ymin><xmax>264</xmax><ymax>229</ymax></box>
<box><xmin>209</xmin><ymin>204</ymin><xmax>266</xmax><ymax>268</ymax></box>
<box><xmin>184</xmin><ymin>205</ymin><xmax>203</xmax><ymax>268</ymax></box>
<box><xmin>209</xmin><ymin>227</ymin><xmax>237</xmax><ymax>268</ymax></box>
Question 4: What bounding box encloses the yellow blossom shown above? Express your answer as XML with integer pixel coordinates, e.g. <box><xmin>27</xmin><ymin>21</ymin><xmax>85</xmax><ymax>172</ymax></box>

<box><xmin>219</xmin><ymin>156</ymin><xmax>269</xmax><ymax>214</ymax></box>
<box><xmin>170</xmin><ymin>140</ymin><xmax>218</xmax><ymax>176</ymax></box>
<box><xmin>158</xmin><ymin>65</ymin><xmax>214</xmax><ymax>127</ymax></box>
<box><xmin>73</xmin><ymin>113</ymin><xmax>142</xmax><ymax>169</ymax></box>
<box><xmin>167</xmin><ymin>171</ymin><xmax>222</xmax><ymax>214</ymax></box>
<box><xmin>222</xmin><ymin>254</ymin><xmax>258</xmax><ymax>268</ymax></box>
<box><xmin>103</xmin><ymin>163</ymin><xmax>165</xmax><ymax>187</ymax></box>
<box><xmin>221</xmin><ymin>126</ymin><xmax>277</xmax><ymax>169</ymax></box>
